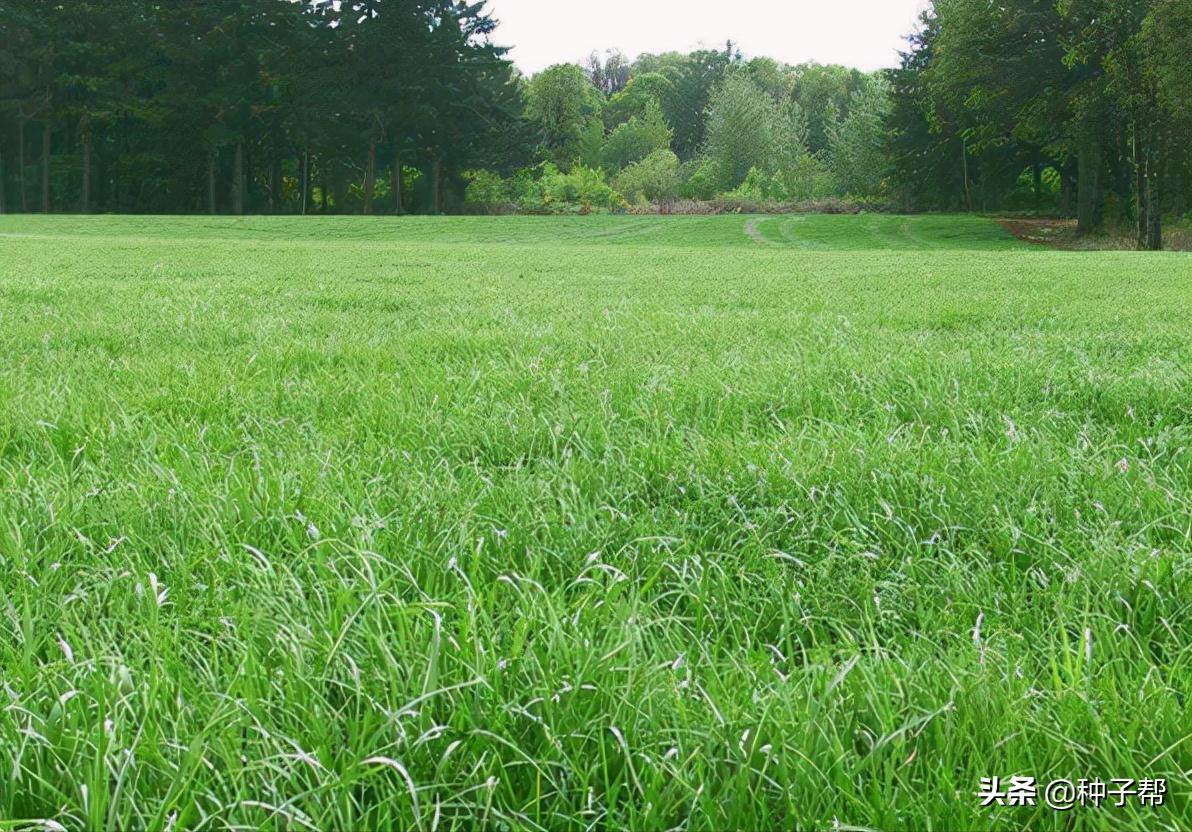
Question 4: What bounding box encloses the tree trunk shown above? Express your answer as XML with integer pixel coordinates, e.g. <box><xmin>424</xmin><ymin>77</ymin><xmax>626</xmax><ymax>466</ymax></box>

<box><xmin>41</xmin><ymin>117</ymin><xmax>51</xmax><ymax>213</ymax></box>
<box><xmin>1134</xmin><ymin>121</ymin><xmax>1147</xmax><ymax>249</ymax></box>
<box><xmin>961</xmin><ymin>137</ymin><xmax>971</xmax><ymax>213</ymax></box>
<box><xmin>96</xmin><ymin>152</ymin><xmax>107</xmax><ymax>213</ymax></box>
<box><xmin>80</xmin><ymin>116</ymin><xmax>92</xmax><ymax>213</ymax></box>
<box><xmin>113</xmin><ymin>115</ymin><xmax>123</xmax><ymax>212</ymax></box>
<box><xmin>1164</xmin><ymin>124</ymin><xmax>1184</xmax><ymax>218</ymax></box>
<box><xmin>332</xmin><ymin>159</ymin><xmax>346</xmax><ymax>213</ymax></box>
<box><xmin>1145</xmin><ymin>179</ymin><xmax>1161</xmax><ymax>251</ymax></box>
<box><xmin>244</xmin><ymin>141</ymin><xmax>254</xmax><ymax>212</ymax></box>
<box><xmin>1058</xmin><ymin>165</ymin><xmax>1075</xmax><ymax>217</ymax></box>
<box><xmin>269</xmin><ymin>154</ymin><xmax>282</xmax><ymax>213</ymax></box>
<box><xmin>1144</xmin><ymin>122</ymin><xmax>1161</xmax><ymax>251</ymax></box>
<box><xmin>431</xmin><ymin>158</ymin><xmax>442</xmax><ymax>214</ymax></box>
<box><xmin>392</xmin><ymin>147</ymin><xmax>403</xmax><ymax>214</ymax></box>
<box><xmin>301</xmin><ymin>148</ymin><xmax>309</xmax><ymax>216</ymax></box>
<box><xmin>363</xmin><ymin>138</ymin><xmax>376</xmax><ymax>214</ymax></box>
<box><xmin>1076</xmin><ymin>135</ymin><xmax>1103</xmax><ymax>237</ymax></box>
<box><xmin>1032</xmin><ymin>155</ymin><xmax>1042</xmax><ymax>214</ymax></box>
<box><xmin>18</xmin><ymin>116</ymin><xmax>27</xmax><ymax>212</ymax></box>
<box><xmin>207</xmin><ymin>149</ymin><xmax>217</xmax><ymax>214</ymax></box>
<box><xmin>232</xmin><ymin>140</ymin><xmax>244</xmax><ymax>215</ymax></box>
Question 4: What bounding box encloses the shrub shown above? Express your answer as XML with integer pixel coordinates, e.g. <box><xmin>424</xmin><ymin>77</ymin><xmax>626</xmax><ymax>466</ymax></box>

<box><xmin>536</xmin><ymin>164</ymin><xmax>626</xmax><ymax>212</ymax></box>
<box><xmin>679</xmin><ymin>157</ymin><xmax>722</xmax><ymax>200</ymax></box>
<box><xmin>724</xmin><ymin>166</ymin><xmax>788</xmax><ymax>202</ymax></box>
<box><xmin>463</xmin><ymin>165</ymin><xmax>626</xmax><ymax>214</ymax></box>
<box><xmin>779</xmin><ymin>155</ymin><xmax>837</xmax><ymax>201</ymax></box>
<box><xmin>614</xmin><ymin>149</ymin><xmax>682</xmax><ymax>204</ymax></box>
<box><xmin>463</xmin><ymin>169</ymin><xmax>511</xmax><ymax>209</ymax></box>
<box><xmin>479</xmin><ymin>163</ymin><xmax>624</xmax><ymax>213</ymax></box>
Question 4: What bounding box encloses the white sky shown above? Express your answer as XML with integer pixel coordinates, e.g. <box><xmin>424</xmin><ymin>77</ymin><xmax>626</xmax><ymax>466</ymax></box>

<box><xmin>489</xmin><ymin>0</ymin><xmax>933</xmax><ymax>76</ymax></box>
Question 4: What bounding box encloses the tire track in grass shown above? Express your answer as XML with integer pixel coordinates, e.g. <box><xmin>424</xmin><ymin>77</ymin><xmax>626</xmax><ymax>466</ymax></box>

<box><xmin>777</xmin><ymin>215</ymin><xmax>817</xmax><ymax>249</ymax></box>
<box><xmin>744</xmin><ymin>218</ymin><xmax>773</xmax><ymax>245</ymax></box>
<box><xmin>900</xmin><ymin>217</ymin><xmax>935</xmax><ymax>249</ymax></box>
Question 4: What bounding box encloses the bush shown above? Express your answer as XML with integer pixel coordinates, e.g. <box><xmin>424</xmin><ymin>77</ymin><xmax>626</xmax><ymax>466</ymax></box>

<box><xmin>614</xmin><ymin>149</ymin><xmax>682</xmax><ymax>204</ymax></box>
<box><xmin>679</xmin><ymin>157</ymin><xmax>722</xmax><ymax>200</ymax></box>
<box><xmin>461</xmin><ymin>163</ymin><xmax>881</xmax><ymax>216</ymax></box>
<box><xmin>724</xmin><ymin>166</ymin><xmax>788</xmax><ymax>202</ymax></box>
<box><xmin>536</xmin><ymin>164</ymin><xmax>627</xmax><ymax>212</ymax></box>
<box><xmin>464</xmin><ymin>165</ymin><xmax>627</xmax><ymax>214</ymax></box>
<box><xmin>463</xmin><ymin>169</ymin><xmax>511</xmax><ymax>210</ymax></box>
<box><xmin>779</xmin><ymin>155</ymin><xmax>837</xmax><ymax>201</ymax></box>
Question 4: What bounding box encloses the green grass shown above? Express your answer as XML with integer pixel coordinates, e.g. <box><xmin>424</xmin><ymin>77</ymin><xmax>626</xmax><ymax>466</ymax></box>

<box><xmin>0</xmin><ymin>213</ymin><xmax>1189</xmax><ymax>830</ymax></box>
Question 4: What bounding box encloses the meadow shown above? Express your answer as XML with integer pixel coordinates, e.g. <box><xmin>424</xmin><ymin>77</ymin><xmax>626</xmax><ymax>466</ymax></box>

<box><xmin>0</xmin><ymin>213</ymin><xmax>1189</xmax><ymax>831</ymax></box>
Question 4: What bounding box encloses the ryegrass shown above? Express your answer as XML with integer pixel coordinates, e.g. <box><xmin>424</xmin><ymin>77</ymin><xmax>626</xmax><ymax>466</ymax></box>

<box><xmin>0</xmin><ymin>214</ymin><xmax>1189</xmax><ymax>830</ymax></box>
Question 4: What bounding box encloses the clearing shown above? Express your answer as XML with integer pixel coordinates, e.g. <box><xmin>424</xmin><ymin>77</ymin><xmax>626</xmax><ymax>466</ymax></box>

<box><xmin>0</xmin><ymin>214</ymin><xmax>1189</xmax><ymax>830</ymax></box>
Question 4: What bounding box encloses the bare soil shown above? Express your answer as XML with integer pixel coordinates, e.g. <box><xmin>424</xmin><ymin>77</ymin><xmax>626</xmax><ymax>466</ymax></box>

<box><xmin>997</xmin><ymin>216</ymin><xmax>1192</xmax><ymax>251</ymax></box>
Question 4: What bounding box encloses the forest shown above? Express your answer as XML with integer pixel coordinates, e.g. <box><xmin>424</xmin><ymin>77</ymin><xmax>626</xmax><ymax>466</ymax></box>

<box><xmin>1</xmin><ymin>0</ymin><xmax>1189</xmax><ymax>247</ymax></box>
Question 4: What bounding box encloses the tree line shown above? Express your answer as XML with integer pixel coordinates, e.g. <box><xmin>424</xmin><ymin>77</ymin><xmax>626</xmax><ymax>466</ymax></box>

<box><xmin>891</xmin><ymin>0</ymin><xmax>1190</xmax><ymax>248</ymax></box>
<box><xmin>0</xmin><ymin>0</ymin><xmax>522</xmax><ymax>216</ymax></box>
<box><xmin>1</xmin><ymin>0</ymin><xmax>1188</xmax><ymax>247</ymax></box>
<box><xmin>465</xmin><ymin>50</ymin><xmax>893</xmax><ymax>213</ymax></box>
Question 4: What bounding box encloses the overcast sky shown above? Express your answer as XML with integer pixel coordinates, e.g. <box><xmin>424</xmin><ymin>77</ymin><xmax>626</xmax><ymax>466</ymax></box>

<box><xmin>488</xmin><ymin>0</ymin><xmax>933</xmax><ymax>76</ymax></box>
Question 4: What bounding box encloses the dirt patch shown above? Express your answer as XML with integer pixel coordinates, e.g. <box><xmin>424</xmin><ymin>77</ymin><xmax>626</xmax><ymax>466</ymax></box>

<box><xmin>996</xmin><ymin>218</ymin><xmax>1082</xmax><ymax>249</ymax></box>
<box><xmin>997</xmin><ymin>217</ymin><xmax>1192</xmax><ymax>251</ymax></box>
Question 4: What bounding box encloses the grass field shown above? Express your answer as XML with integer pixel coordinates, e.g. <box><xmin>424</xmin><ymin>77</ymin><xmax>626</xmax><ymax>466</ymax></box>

<box><xmin>0</xmin><ymin>213</ymin><xmax>1189</xmax><ymax>831</ymax></box>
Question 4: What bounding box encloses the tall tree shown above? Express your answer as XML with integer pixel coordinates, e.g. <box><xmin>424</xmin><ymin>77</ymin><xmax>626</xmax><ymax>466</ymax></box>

<box><xmin>633</xmin><ymin>46</ymin><xmax>738</xmax><ymax>160</ymax></box>
<box><xmin>525</xmin><ymin>63</ymin><xmax>604</xmax><ymax>166</ymax></box>
<box><xmin>704</xmin><ymin>73</ymin><xmax>783</xmax><ymax>191</ymax></box>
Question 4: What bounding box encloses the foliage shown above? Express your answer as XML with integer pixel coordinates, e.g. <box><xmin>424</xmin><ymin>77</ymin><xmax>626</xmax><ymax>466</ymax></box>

<box><xmin>1</xmin><ymin>1</ymin><xmax>1186</xmax><ymax>227</ymax></box>
<box><xmin>573</xmin><ymin>117</ymin><xmax>607</xmax><ymax>170</ymax></box>
<box><xmin>792</xmin><ymin>62</ymin><xmax>870</xmax><ymax>154</ymax></box>
<box><xmin>632</xmin><ymin>47</ymin><xmax>740</xmax><ymax>160</ymax></box>
<box><xmin>779</xmin><ymin>153</ymin><xmax>838</xmax><ymax>200</ymax></box>
<box><xmin>463</xmin><ymin>168</ymin><xmax>510</xmax><ymax>206</ymax></box>
<box><xmin>678</xmin><ymin>156</ymin><xmax>723</xmax><ymax>200</ymax></box>
<box><xmin>465</xmin><ymin>163</ymin><xmax>626</xmax><ymax>213</ymax></box>
<box><xmin>0</xmin><ymin>0</ymin><xmax>524</xmax><ymax>216</ymax></box>
<box><xmin>885</xmin><ymin>14</ymin><xmax>968</xmax><ymax>212</ymax></box>
<box><xmin>895</xmin><ymin>0</ymin><xmax>1190</xmax><ymax>244</ymax></box>
<box><xmin>703</xmin><ymin>74</ymin><xmax>785</xmax><ymax>191</ymax></box>
<box><xmin>1144</xmin><ymin>0</ymin><xmax>1192</xmax><ymax>122</ymax></box>
<box><xmin>601</xmin><ymin>100</ymin><xmax>673</xmax><ymax>172</ymax></box>
<box><xmin>535</xmin><ymin>163</ymin><xmax>626</xmax><ymax>212</ymax></box>
<box><xmin>525</xmin><ymin>63</ymin><xmax>604</xmax><ymax>164</ymax></box>
<box><xmin>725</xmin><ymin>165</ymin><xmax>788</xmax><ymax>201</ymax></box>
<box><xmin>602</xmin><ymin>72</ymin><xmax>675</xmax><ymax>129</ymax></box>
<box><xmin>613</xmin><ymin>148</ymin><xmax>683</xmax><ymax>203</ymax></box>
<box><xmin>827</xmin><ymin>75</ymin><xmax>894</xmax><ymax>197</ymax></box>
